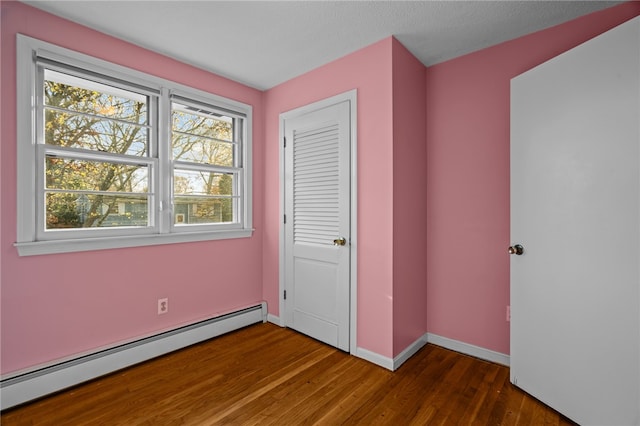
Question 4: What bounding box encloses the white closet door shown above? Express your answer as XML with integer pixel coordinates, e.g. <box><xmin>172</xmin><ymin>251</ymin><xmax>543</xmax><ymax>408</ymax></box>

<box><xmin>283</xmin><ymin>99</ymin><xmax>351</xmax><ymax>351</ymax></box>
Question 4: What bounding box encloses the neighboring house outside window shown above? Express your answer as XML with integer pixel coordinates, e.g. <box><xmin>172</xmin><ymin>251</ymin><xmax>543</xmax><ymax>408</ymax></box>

<box><xmin>15</xmin><ymin>35</ymin><xmax>253</xmax><ymax>256</ymax></box>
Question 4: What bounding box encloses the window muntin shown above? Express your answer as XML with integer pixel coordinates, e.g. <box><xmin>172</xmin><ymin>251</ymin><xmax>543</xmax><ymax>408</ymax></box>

<box><xmin>16</xmin><ymin>35</ymin><xmax>253</xmax><ymax>255</ymax></box>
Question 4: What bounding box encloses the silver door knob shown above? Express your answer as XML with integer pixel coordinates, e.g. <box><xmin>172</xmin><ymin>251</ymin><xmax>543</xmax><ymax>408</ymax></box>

<box><xmin>508</xmin><ymin>244</ymin><xmax>524</xmax><ymax>255</ymax></box>
<box><xmin>333</xmin><ymin>237</ymin><xmax>347</xmax><ymax>246</ymax></box>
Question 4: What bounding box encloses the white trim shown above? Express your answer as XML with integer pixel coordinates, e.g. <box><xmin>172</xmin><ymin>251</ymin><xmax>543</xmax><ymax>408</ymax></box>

<box><xmin>0</xmin><ymin>304</ymin><xmax>266</xmax><ymax>410</ymax></box>
<box><xmin>16</xmin><ymin>35</ymin><xmax>37</xmax><ymax>244</ymax></box>
<box><xmin>267</xmin><ymin>314</ymin><xmax>283</xmax><ymax>326</ymax></box>
<box><xmin>393</xmin><ymin>333</ymin><xmax>429</xmax><ymax>370</ymax></box>
<box><xmin>355</xmin><ymin>347</ymin><xmax>394</xmax><ymax>371</ymax></box>
<box><xmin>15</xmin><ymin>228</ymin><xmax>254</xmax><ymax>256</ymax></box>
<box><xmin>278</xmin><ymin>115</ymin><xmax>286</xmax><ymax>331</ymax></box>
<box><xmin>348</xmin><ymin>92</ymin><xmax>358</xmax><ymax>355</ymax></box>
<box><xmin>278</xmin><ymin>90</ymin><xmax>358</xmax><ymax>354</ymax></box>
<box><xmin>427</xmin><ymin>333</ymin><xmax>510</xmax><ymax>366</ymax></box>
<box><xmin>260</xmin><ymin>301</ymin><xmax>268</xmax><ymax>323</ymax></box>
<box><xmin>354</xmin><ymin>334</ymin><xmax>428</xmax><ymax>372</ymax></box>
<box><xmin>158</xmin><ymin>87</ymin><xmax>172</xmax><ymax>233</ymax></box>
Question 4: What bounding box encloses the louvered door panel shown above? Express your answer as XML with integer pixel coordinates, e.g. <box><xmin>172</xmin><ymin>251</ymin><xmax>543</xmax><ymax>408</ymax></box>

<box><xmin>293</xmin><ymin>124</ymin><xmax>339</xmax><ymax>245</ymax></box>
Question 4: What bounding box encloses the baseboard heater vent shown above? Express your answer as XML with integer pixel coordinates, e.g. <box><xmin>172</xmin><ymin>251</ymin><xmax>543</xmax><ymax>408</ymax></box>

<box><xmin>1</xmin><ymin>302</ymin><xmax>267</xmax><ymax>410</ymax></box>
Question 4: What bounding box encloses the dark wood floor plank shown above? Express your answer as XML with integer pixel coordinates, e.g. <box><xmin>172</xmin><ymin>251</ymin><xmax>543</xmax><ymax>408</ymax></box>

<box><xmin>1</xmin><ymin>323</ymin><xmax>576</xmax><ymax>425</ymax></box>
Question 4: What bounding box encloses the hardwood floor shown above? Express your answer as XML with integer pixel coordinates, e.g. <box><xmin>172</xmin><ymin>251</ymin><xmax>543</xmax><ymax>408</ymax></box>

<box><xmin>1</xmin><ymin>323</ymin><xmax>575</xmax><ymax>425</ymax></box>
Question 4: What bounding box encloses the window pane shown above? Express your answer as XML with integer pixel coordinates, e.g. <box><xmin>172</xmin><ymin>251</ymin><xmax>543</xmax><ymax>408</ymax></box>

<box><xmin>43</xmin><ymin>69</ymin><xmax>149</xmax><ymax>156</ymax></box>
<box><xmin>44</xmin><ymin>70</ymin><xmax>148</xmax><ymax>125</ymax></box>
<box><xmin>174</xmin><ymin>197</ymin><xmax>233</xmax><ymax>225</ymax></box>
<box><xmin>172</xmin><ymin>104</ymin><xmax>233</xmax><ymax>142</ymax></box>
<box><xmin>171</xmin><ymin>133</ymin><xmax>233</xmax><ymax>166</ymax></box>
<box><xmin>46</xmin><ymin>193</ymin><xmax>148</xmax><ymax>229</ymax></box>
<box><xmin>173</xmin><ymin>169</ymin><xmax>233</xmax><ymax>196</ymax></box>
<box><xmin>173</xmin><ymin>169</ymin><xmax>235</xmax><ymax>225</ymax></box>
<box><xmin>45</xmin><ymin>109</ymin><xmax>147</xmax><ymax>156</ymax></box>
<box><xmin>46</xmin><ymin>156</ymin><xmax>149</xmax><ymax>193</ymax></box>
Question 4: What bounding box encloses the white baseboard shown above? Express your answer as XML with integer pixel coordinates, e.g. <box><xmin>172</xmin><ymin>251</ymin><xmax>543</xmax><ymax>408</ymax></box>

<box><xmin>0</xmin><ymin>303</ymin><xmax>266</xmax><ymax>410</ymax></box>
<box><xmin>394</xmin><ymin>333</ymin><xmax>429</xmax><ymax>370</ymax></box>
<box><xmin>267</xmin><ymin>313</ymin><xmax>283</xmax><ymax>326</ymax></box>
<box><xmin>263</xmin><ymin>319</ymin><xmax>508</xmax><ymax>371</ymax></box>
<box><xmin>427</xmin><ymin>333</ymin><xmax>510</xmax><ymax>366</ymax></box>
<box><xmin>355</xmin><ymin>347</ymin><xmax>394</xmax><ymax>371</ymax></box>
<box><xmin>355</xmin><ymin>334</ymin><xmax>428</xmax><ymax>371</ymax></box>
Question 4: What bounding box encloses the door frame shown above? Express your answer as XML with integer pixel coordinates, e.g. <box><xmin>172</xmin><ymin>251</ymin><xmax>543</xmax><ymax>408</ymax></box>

<box><xmin>278</xmin><ymin>89</ymin><xmax>357</xmax><ymax>354</ymax></box>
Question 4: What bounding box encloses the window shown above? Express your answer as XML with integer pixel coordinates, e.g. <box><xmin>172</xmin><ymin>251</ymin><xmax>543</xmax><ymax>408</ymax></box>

<box><xmin>41</xmin><ymin>69</ymin><xmax>154</xmax><ymax>234</ymax></box>
<box><xmin>171</xmin><ymin>98</ymin><xmax>242</xmax><ymax>227</ymax></box>
<box><xmin>16</xmin><ymin>35</ymin><xmax>252</xmax><ymax>256</ymax></box>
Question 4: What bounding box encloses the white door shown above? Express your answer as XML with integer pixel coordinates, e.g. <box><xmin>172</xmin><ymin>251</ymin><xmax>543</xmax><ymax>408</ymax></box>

<box><xmin>283</xmin><ymin>97</ymin><xmax>352</xmax><ymax>351</ymax></box>
<box><xmin>510</xmin><ymin>17</ymin><xmax>639</xmax><ymax>425</ymax></box>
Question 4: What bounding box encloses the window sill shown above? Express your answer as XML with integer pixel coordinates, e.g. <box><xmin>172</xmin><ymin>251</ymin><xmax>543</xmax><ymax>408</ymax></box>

<box><xmin>14</xmin><ymin>228</ymin><xmax>255</xmax><ymax>256</ymax></box>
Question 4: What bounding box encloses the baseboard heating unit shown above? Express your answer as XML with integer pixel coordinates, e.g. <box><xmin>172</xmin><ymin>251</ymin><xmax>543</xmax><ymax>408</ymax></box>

<box><xmin>0</xmin><ymin>302</ymin><xmax>267</xmax><ymax>410</ymax></box>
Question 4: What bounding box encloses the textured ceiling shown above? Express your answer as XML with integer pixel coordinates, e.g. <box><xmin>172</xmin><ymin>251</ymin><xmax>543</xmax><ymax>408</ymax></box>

<box><xmin>22</xmin><ymin>1</ymin><xmax>622</xmax><ymax>90</ymax></box>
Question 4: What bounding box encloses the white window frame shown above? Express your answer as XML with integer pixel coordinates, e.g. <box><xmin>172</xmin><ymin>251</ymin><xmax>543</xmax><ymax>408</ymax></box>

<box><xmin>15</xmin><ymin>35</ymin><xmax>253</xmax><ymax>256</ymax></box>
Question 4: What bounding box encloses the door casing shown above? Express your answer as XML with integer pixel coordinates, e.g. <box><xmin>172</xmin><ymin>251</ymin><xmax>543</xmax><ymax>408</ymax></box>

<box><xmin>278</xmin><ymin>90</ymin><xmax>358</xmax><ymax>354</ymax></box>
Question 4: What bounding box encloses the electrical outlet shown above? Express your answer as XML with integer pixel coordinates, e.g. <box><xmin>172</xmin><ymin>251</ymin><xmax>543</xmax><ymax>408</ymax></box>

<box><xmin>506</xmin><ymin>305</ymin><xmax>511</xmax><ymax>322</ymax></box>
<box><xmin>158</xmin><ymin>298</ymin><xmax>168</xmax><ymax>315</ymax></box>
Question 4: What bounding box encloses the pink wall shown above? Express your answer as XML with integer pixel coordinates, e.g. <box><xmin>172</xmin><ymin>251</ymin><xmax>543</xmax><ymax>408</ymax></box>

<box><xmin>3</xmin><ymin>0</ymin><xmax>638</xmax><ymax>376</ymax></box>
<box><xmin>391</xmin><ymin>39</ymin><xmax>428</xmax><ymax>356</ymax></box>
<box><xmin>426</xmin><ymin>2</ymin><xmax>640</xmax><ymax>355</ymax></box>
<box><xmin>0</xmin><ymin>2</ymin><xmax>265</xmax><ymax>374</ymax></box>
<box><xmin>264</xmin><ymin>39</ymin><xmax>397</xmax><ymax>358</ymax></box>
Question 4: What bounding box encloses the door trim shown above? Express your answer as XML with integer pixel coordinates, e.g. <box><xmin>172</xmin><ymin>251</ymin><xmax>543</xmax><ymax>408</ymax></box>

<box><xmin>278</xmin><ymin>90</ymin><xmax>357</xmax><ymax>354</ymax></box>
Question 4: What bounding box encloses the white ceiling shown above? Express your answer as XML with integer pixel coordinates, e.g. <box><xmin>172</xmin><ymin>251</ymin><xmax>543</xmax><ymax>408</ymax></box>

<box><xmin>22</xmin><ymin>1</ymin><xmax>622</xmax><ymax>90</ymax></box>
